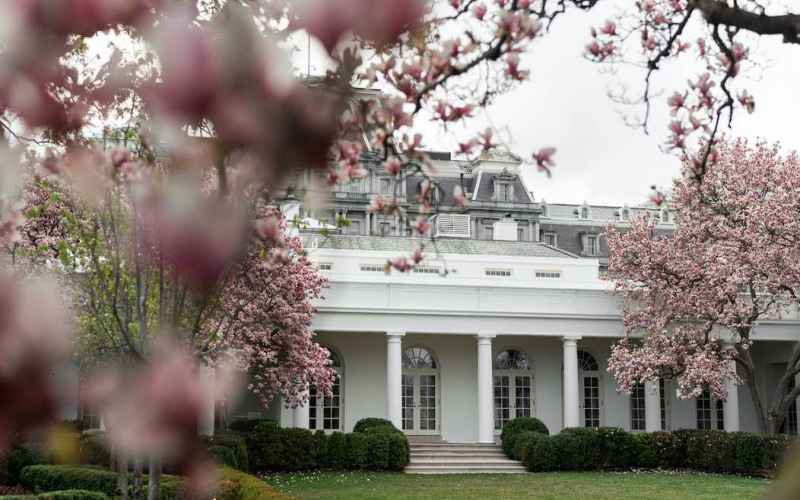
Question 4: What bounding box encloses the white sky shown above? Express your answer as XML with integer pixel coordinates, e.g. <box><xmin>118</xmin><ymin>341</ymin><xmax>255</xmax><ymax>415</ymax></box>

<box><xmin>295</xmin><ymin>2</ymin><xmax>800</xmax><ymax>206</ymax></box>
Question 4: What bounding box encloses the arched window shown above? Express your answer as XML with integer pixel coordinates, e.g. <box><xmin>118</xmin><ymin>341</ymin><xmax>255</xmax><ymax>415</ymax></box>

<box><xmin>403</xmin><ymin>346</ymin><xmax>437</xmax><ymax>369</ymax></box>
<box><xmin>578</xmin><ymin>350</ymin><xmax>599</xmax><ymax>371</ymax></box>
<box><xmin>494</xmin><ymin>349</ymin><xmax>534</xmax><ymax>430</ymax></box>
<box><xmin>309</xmin><ymin>347</ymin><xmax>343</xmax><ymax>431</ymax></box>
<box><xmin>494</xmin><ymin>349</ymin><xmax>530</xmax><ymax>370</ymax></box>
<box><xmin>578</xmin><ymin>350</ymin><xmax>601</xmax><ymax>428</ymax></box>
<box><xmin>402</xmin><ymin>346</ymin><xmax>439</xmax><ymax>432</ymax></box>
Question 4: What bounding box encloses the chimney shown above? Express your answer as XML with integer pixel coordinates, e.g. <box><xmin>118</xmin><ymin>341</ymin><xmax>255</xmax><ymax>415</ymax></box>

<box><xmin>493</xmin><ymin>214</ymin><xmax>518</xmax><ymax>241</ymax></box>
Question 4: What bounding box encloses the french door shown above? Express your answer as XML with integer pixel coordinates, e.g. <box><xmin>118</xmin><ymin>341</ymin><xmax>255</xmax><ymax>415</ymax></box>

<box><xmin>581</xmin><ymin>374</ymin><xmax>602</xmax><ymax>428</ymax></box>
<box><xmin>401</xmin><ymin>372</ymin><xmax>439</xmax><ymax>433</ymax></box>
<box><xmin>494</xmin><ymin>374</ymin><xmax>533</xmax><ymax>430</ymax></box>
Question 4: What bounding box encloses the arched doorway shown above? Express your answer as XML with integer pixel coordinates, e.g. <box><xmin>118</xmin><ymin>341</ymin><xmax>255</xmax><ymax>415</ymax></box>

<box><xmin>402</xmin><ymin>346</ymin><xmax>439</xmax><ymax>433</ymax></box>
<box><xmin>309</xmin><ymin>348</ymin><xmax>343</xmax><ymax>431</ymax></box>
<box><xmin>493</xmin><ymin>349</ymin><xmax>534</xmax><ymax>431</ymax></box>
<box><xmin>578</xmin><ymin>350</ymin><xmax>602</xmax><ymax>428</ymax></box>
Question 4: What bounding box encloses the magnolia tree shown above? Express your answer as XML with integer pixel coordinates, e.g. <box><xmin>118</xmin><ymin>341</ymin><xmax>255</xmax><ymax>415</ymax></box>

<box><xmin>607</xmin><ymin>139</ymin><xmax>800</xmax><ymax>433</ymax></box>
<box><xmin>1</xmin><ymin>0</ymin><xmax>800</xmax><ymax>495</ymax></box>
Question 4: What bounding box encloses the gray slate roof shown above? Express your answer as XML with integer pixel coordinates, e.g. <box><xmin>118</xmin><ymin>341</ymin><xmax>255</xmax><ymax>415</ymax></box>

<box><xmin>303</xmin><ymin>233</ymin><xmax>577</xmax><ymax>259</ymax></box>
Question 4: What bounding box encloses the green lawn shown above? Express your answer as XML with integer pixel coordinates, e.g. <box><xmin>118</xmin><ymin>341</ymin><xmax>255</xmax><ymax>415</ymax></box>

<box><xmin>263</xmin><ymin>471</ymin><xmax>769</xmax><ymax>500</ymax></box>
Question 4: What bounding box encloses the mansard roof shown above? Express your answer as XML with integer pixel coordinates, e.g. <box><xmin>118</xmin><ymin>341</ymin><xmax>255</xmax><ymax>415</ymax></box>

<box><xmin>303</xmin><ymin>234</ymin><xmax>577</xmax><ymax>259</ymax></box>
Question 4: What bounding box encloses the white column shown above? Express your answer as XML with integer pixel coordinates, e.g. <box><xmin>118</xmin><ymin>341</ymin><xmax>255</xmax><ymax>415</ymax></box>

<box><xmin>198</xmin><ymin>365</ymin><xmax>216</xmax><ymax>436</ymax></box>
<box><xmin>723</xmin><ymin>360</ymin><xmax>740</xmax><ymax>432</ymax></box>
<box><xmin>476</xmin><ymin>333</ymin><xmax>496</xmax><ymax>444</ymax></box>
<box><xmin>562</xmin><ymin>336</ymin><xmax>581</xmax><ymax>429</ymax></box>
<box><xmin>644</xmin><ymin>380</ymin><xmax>661</xmax><ymax>432</ymax></box>
<box><xmin>386</xmin><ymin>331</ymin><xmax>405</xmax><ymax>429</ymax></box>
<box><xmin>293</xmin><ymin>388</ymin><xmax>310</xmax><ymax>429</ymax></box>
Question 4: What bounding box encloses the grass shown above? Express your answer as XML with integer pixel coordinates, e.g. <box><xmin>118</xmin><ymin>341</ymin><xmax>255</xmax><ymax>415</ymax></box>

<box><xmin>263</xmin><ymin>470</ymin><xmax>769</xmax><ymax>500</ymax></box>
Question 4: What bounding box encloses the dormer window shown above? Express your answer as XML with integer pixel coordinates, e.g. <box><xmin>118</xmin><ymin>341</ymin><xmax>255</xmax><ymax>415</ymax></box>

<box><xmin>541</xmin><ymin>202</ymin><xmax>549</xmax><ymax>218</ymax></box>
<box><xmin>580</xmin><ymin>206</ymin><xmax>590</xmax><ymax>219</ymax></box>
<box><xmin>494</xmin><ymin>181</ymin><xmax>514</xmax><ymax>202</ymax></box>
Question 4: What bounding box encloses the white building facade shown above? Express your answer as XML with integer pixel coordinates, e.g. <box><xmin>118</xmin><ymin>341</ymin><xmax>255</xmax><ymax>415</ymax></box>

<box><xmin>232</xmin><ymin>232</ymin><xmax>800</xmax><ymax>442</ymax></box>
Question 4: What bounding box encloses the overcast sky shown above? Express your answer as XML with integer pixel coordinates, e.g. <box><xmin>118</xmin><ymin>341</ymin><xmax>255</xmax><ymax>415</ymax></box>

<box><xmin>295</xmin><ymin>2</ymin><xmax>800</xmax><ymax>206</ymax></box>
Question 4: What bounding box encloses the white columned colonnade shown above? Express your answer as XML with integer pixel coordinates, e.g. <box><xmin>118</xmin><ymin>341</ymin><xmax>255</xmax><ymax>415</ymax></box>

<box><xmin>386</xmin><ymin>331</ymin><xmax>406</xmax><ymax>429</ymax></box>
<box><xmin>476</xmin><ymin>332</ymin><xmax>496</xmax><ymax>443</ymax></box>
<box><xmin>562</xmin><ymin>336</ymin><xmax>581</xmax><ymax>428</ymax></box>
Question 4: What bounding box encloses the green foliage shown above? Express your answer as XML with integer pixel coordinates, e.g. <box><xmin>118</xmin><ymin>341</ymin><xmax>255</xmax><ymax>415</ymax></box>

<box><xmin>20</xmin><ymin>466</ymin><xmax>118</xmax><ymax>497</ymax></box>
<box><xmin>511</xmin><ymin>431</ymin><xmax>545</xmax><ymax>463</ymax></box>
<box><xmin>278</xmin><ymin>429</ymin><xmax>319</xmax><ymax>471</ymax></box>
<box><xmin>324</xmin><ymin>432</ymin><xmax>347</xmax><ymax>469</ymax></box>
<box><xmin>500</xmin><ymin>417</ymin><xmax>550</xmax><ymax>456</ymax></box>
<box><xmin>18</xmin><ymin>466</ymin><xmax>181</xmax><ymax>499</ymax></box>
<box><xmin>251</xmin><ymin>420</ymin><xmax>283</xmax><ymax>471</ymax></box>
<box><xmin>343</xmin><ymin>433</ymin><xmax>368</xmax><ymax>470</ymax></box>
<box><xmin>209</xmin><ymin>446</ymin><xmax>239</xmax><ymax>468</ymax></box>
<box><xmin>203</xmin><ymin>432</ymin><xmax>248</xmax><ymax>471</ymax></box>
<box><xmin>0</xmin><ymin>490</ymin><xmax>108</xmax><ymax>500</ymax></box>
<box><xmin>520</xmin><ymin>428</ymin><xmax>794</xmax><ymax>476</ymax></box>
<box><xmin>5</xmin><ymin>445</ymin><xmax>47</xmax><ymax>485</ymax></box>
<box><xmin>77</xmin><ymin>433</ymin><xmax>110</xmax><ymax>469</ymax></box>
<box><xmin>352</xmin><ymin>418</ymin><xmax>398</xmax><ymax>434</ymax></box>
<box><xmin>217</xmin><ymin>467</ymin><xmax>289</xmax><ymax>500</ymax></box>
<box><xmin>228</xmin><ymin>419</ymin><xmax>276</xmax><ymax>434</ymax></box>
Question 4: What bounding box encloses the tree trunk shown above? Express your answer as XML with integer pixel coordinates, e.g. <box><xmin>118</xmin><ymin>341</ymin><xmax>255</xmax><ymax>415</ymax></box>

<box><xmin>117</xmin><ymin>452</ymin><xmax>129</xmax><ymax>500</ymax></box>
<box><xmin>739</xmin><ymin>348</ymin><xmax>769</xmax><ymax>433</ymax></box>
<box><xmin>147</xmin><ymin>456</ymin><xmax>161</xmax><ymax>500</ymax></box>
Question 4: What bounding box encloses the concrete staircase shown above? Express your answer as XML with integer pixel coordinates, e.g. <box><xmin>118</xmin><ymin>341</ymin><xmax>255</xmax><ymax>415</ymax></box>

<box><xmin>405</xmin><ymin>441</ymin><xmax>526</xmax><ymax>474</ymax></box>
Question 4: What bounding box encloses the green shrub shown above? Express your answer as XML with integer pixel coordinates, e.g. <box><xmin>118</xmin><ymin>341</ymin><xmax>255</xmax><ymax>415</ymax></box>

<box><xmin>311</xmin><ymin>431</ymin><xmax>329</xmax><ymax>468</ymax></box>
<box><xmin>217</xmin><ymin>467</ymin><xmax>289</xmax><ymax>500</ymax></box>
<box><xmin>19</xmin><ymin>465</ymin><xmax>181</xmax><ymax>499</ymax></box>
<box><xmin>6</xmin><ymin>445</ymin><xmax>47</xmax><ymax>485</ymax></box>
<box><xmin>251</xmin><ymin>421</ymin><xmax>283</xmax><ymax>471</ymax></box>
<box><xmin>209</xmin><ymin>446</ymin><xmax>239</xmax><ymax>468</ymax></box>
<box><xmin>203</xmin><ymin>432</ymin><xmax>248</xmax><ymax>471</ymax></box>
<box><xmin>77</xmin><ymin>433</ymin><xmax>110</xmax><ymax>469</ymax></box>
<box><xmin>278</xmin><ymin>428</ymin><xmax>319</xmax><ymax>471</ymax></box>
<box><xmin>344</xmin><ymin>433</ymin><xmax>368</xmax><ymax>470</ymax></box>
<box><xmin>595</xmin><ymin>427</ymin><xmax>640</xmax><ymax>469</ymax></box>
<box><xmin>763</xmin><ymin>433</ymin><xmax>793</xmax><ymax>473</ymax></box>
<box><xmin>353</xmin><ymin>418</ymin><xmax>397</xmax><ymax>434</ymax></box>
<box><xmin>228</xmin><ymin>419</ymin><xmax>277</xmax><ymax>434</ymax></box>
<box><xmin>512</xmin><ymin>431</ymin><xmax>545</xmax><ymax>464</ymax></box>
<box><xmin>324</xmin><ymin>432</ymin><xmax>347</xmax><ymax>469</ymax></box>
<box><xmin>525</xmin><ymin>435</ymin><xmax>559</xmax><ymax>472</ymax></box>
<box><xmin>649</xmin><ymin>430</ymin><xmax>686</xmax><ymax>469</ymax></box>
<box><xmin>20</xmin><ymin>466</ymin><xmax>118</xmax><ymax>497</ymax></box>
<box><xmin>632</xmin><ymin>432</ymin><xmax>657</xmax><ymax>468</ymax></box>
<box><xmin>0</xmin><ymin>490</ymin><xmax>109</xmax><ymax>500</ymax></box>
<box><xmin>500</xmin><ymin>417</ymin><xmax>549</xmax><ymax>456</ymax></box>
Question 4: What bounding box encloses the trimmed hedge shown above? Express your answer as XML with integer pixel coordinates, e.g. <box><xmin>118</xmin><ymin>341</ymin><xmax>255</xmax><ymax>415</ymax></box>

<box><xmin>4</xmin><ymin>445</ymin><xmax>47</xmax><ymax>485</ymax></box>
<box><xmin>228</xmin><ymin>418</ymin><xmax>277</xmax><ymax>434</ymax></box>
<box><xmin>18</xmin><ymin>466</ymin><xmax>181</xmax><ymax>499</ymax></box>
<box><xmin>352</xmin><ymin>418</ymin><xmax>398</xmax><ymax>434</ymax></box>
<box><xmin>77</xmin><ymin>433</ymin><xmax>110</xmax><ymax>470</ymax></box>
<box><xmin>0</xmin><ymin>490</ymin><xmax>109</xmax><ymax>500</ymax></box>
<box><xmin>217</xmin><ymin>467</ymin><xmax>289</xmax><ymax>500</ymax></box>
<box><xmin>203</xmin><ymin>432</ymin><xmax>248</xmax><ymax>471</ymax></box>
<box><xmin>520</xmin><ymin>427</ymin><xmax>794</xmax><ymax>476</ymax></box>
<box><xmin>245</xmin><ymin>420</ymin><xmax>409</xmax><ymax>472</ymax></box>
<box><xmin>500</xmin><ymin>417</ymin><xmax>550</xmax><ymax>458</ymax></box>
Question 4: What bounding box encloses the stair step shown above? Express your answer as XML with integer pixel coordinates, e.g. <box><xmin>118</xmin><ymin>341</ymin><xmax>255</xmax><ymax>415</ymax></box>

<box><xmin>405</xmin><ymin>465</ymin><xmax>526</xmax><ymax>474</ymax></box>
<box><xmin>410</xmin><ymin>459</ymin><xmax>521</xmax><ymax>465</ymax></box>
<box><xmin>411</xmin><ymin>452</ymin><xmax>506</xmax><ymax>458</ymax></box>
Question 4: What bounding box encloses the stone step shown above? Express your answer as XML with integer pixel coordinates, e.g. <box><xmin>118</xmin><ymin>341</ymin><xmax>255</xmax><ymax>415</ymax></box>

<box><xmin>405</xmin><ymin>464</ymin><xmax>526</xmax><ymax>474</ymax></box>
<box><xmin>410</xmin><ymin>458</ymin><xmax>521</xmax><ymax>465</ymax></box>
<box><xmin>409</xmin><ymin>447</ymin><xmax>503</xmax><ymax>454</ymax></box>
<box><xmin>409</xmin><ymin>441</ymin><xmax>497</xmax><ymax>447</ymax></box>
<box><xmin>411</xmin><ymin>452</ymin><xmax>507</xmax><ymax>459</ymax></box>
